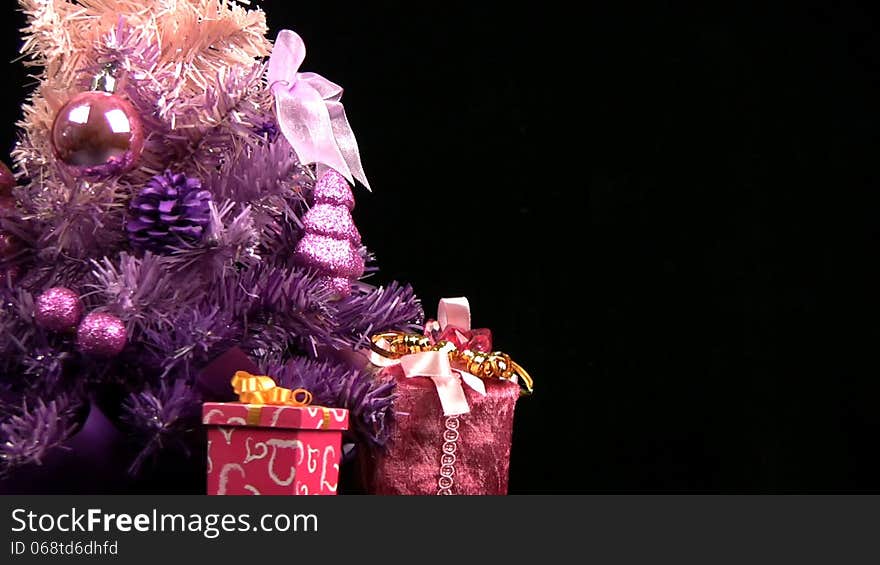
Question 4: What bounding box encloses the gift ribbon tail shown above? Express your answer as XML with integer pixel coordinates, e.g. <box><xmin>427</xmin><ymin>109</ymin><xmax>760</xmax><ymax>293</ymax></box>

<box><xmin>459</xmin><ymin>371</ymin><xmax>487</xmax><ymax>396</ymax></box>
<box><xmin>401</xmin><ymin>351</ymin><xmax>474</xmax><ymax>415</ymax></box>
<box><xmin>430</xmin><ymin>375</ymin><xmax>471</xmax><ymax>416</ymax></box>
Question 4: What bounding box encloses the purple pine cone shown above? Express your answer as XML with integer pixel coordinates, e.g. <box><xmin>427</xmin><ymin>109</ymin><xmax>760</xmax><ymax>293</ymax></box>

<box><xmin>126</xmin><ymin>170</ymin><xmax>212</xmax><ymax>253</ymax></box>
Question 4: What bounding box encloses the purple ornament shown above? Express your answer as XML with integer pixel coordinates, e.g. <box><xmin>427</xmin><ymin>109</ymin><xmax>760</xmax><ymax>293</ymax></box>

<box><xmin>126</xmin><ymin>170</ymin><xmax>212</xmax><ymax>253</ymax></box>
<box><xmin>35</xmin><ymin>287</ymin><xmax>84</xmax><ymax>332</ymax></box>
<box><xmin>77</xmin><ymin>312</ymin><xmax>127</xmax><ymax>357</ymax></box>
<box><xmin>51</xmin><ymin>91</ymin><xmax>144</xmax><ymax>177</ymax></box>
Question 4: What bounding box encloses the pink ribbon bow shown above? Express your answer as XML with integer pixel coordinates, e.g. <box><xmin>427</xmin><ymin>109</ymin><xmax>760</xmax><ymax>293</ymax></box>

<box><xmin>267</xmin><ymin>29</ymin><xmax>371</xmax><ymax>190</ymax></box>
<box><xmin>371</xmin><ymin>298</ymin><xmax>487</xmax><ymax>416</ymax></box>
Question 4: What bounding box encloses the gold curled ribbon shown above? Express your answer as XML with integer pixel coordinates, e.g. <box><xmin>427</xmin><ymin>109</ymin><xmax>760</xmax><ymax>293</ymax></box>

<box><xmin>369</xmin><ymin>332</ymin><xmax>534</xmax><ymax>395</ymax></box>
<box><xmin>370</xmin><ymin>331</ymin><xmax>434</xmax><ymax>358</ymax></box>
<box><xmin>231</xmin><ymin>371</ymin><xmax>313</xmax><ymax>406</ymax></box>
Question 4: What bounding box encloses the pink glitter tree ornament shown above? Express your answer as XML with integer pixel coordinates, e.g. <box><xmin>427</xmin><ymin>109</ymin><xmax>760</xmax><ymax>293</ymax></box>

<box><xmin>293</xmin><ymin>169</ymin><xmax>365</xmax><ymax>297</ymax></box>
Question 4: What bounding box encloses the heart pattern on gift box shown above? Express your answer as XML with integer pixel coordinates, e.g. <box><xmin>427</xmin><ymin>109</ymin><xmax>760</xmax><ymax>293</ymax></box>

<box><xmin>320</xmin><ymin>445</ymin><xmax>339</xmax><ymax>493</ymax></box>
<box><xmin>204</xmin><ymin>402</ymin><xmax>347</xmax><ymax>496</ymax></box>
<box><xmin>218</xmin><ymin>463</ymin><xmax>261</xmax><ymax>495</ymax></box>
<box><xmin>244</xmin><ymin>437</ymin><xmax>268</xmax><ymax>463</ymax></box>
<box><xmin>265</xmin><ymin>438</ymin><xmax>304</xmax><ymax>486</ymax></box>
<box><xmin>203</xmin><ymin>408</ymin><xmax>246</xmax><ymax>444</ymax></box>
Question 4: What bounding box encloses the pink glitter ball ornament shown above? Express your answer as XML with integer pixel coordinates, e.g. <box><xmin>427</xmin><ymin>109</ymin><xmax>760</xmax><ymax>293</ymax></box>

<box><xmin>77</xmin><ymin>312</ymin><xmax>127</xmax><ymax>357</ymax></box>
<box><xmin>34</xmin><ymin>287</ymin><xmax>84</xmax><ymax>332</ymax></box>
<box><xmin>51</xmin><ymin>91</ymin><xmax>144</xmax><ymax>178</ymax></box>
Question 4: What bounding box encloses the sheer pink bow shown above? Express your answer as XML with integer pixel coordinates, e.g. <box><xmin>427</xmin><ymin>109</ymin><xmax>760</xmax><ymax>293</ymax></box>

<box><xmin>267</xmin><ymin>29</ymin><xmax>371</xmax><ymax>190</ymax></box>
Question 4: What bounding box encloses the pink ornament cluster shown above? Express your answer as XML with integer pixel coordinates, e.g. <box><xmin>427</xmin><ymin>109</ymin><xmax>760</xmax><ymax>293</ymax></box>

<box><xmin>34</xmin><ymin>287</ymin><xmax>127</xmax><ymax>357</ymax></box>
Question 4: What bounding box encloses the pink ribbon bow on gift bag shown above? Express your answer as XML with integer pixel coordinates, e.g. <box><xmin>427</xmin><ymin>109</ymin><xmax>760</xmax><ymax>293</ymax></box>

<box><xmin>267</xmin><ymin>29</ymin><xmax>371</xmax><ymax>190</ymax></box>
<box><xmin>370</xmin><ymin>298</ymin><xmax>489</xmax><ymax>416</ymax></box>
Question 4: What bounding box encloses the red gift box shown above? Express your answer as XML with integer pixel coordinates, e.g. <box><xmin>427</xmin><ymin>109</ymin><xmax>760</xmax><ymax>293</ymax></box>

<box><xmin>203</xmin><ymin>402</ymin><xmax>348</xmax><ymax>495</ymax></box>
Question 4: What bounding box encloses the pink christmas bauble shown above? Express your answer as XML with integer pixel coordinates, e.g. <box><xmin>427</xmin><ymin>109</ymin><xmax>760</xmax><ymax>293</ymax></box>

<box><xmin>51</xmin><ymin>91</ymin><xmax>144</xmax><ymax>177</ymax></box>
<box><xmin>35</xmin><ymin>287</ymin><xmax>84</xmax><ymax>332</ymax></box>
<box><xmin>77</xmin><ymin>312</ymin><xmax>127</xmax><ymax>357</ymax></box>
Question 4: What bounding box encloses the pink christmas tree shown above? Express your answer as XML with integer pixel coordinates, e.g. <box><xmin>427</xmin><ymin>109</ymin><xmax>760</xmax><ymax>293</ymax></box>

<box><xmin>294</xmin><ymin>169</ymin><xmax>365</xmax><ymax>297</ymax></box>
<box><xmin>0</xmin><ymin>1</ymin><xmax>423</xmax><ymax>482</ymax></box>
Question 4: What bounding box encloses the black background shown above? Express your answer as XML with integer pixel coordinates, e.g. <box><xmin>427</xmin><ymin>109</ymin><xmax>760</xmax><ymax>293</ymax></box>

<box><xmin>1</xmin><ymin>2</ymin><xmax>878</xmax><ymax>492</ymax></box>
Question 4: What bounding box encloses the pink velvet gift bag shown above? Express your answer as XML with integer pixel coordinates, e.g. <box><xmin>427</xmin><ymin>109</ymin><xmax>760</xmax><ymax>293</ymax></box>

<box><xmin>361</xmin><ymin>366</ymin><xmax>520</xmax><ymax>495</ymax></box>
<box><xmin>360</xmin><ymin>297</ymin><xmax>527</xmax><ymax>495</ymax></box>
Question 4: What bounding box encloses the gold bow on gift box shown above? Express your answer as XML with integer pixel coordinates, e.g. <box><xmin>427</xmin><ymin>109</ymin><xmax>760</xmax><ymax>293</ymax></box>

<box><xmin>369</xmin><ymin>331</ymin><xmax>534</xmax><ymax>394</ymax></box>
<box><xmin>230</xmin><ymin>372</ymin><xmax>343</xmax><ymax>430</ymax></box>
<box><xmin>231</xmin><ymin>371</ymin><xmax>313</xmax><ymax>406</ymax></box>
